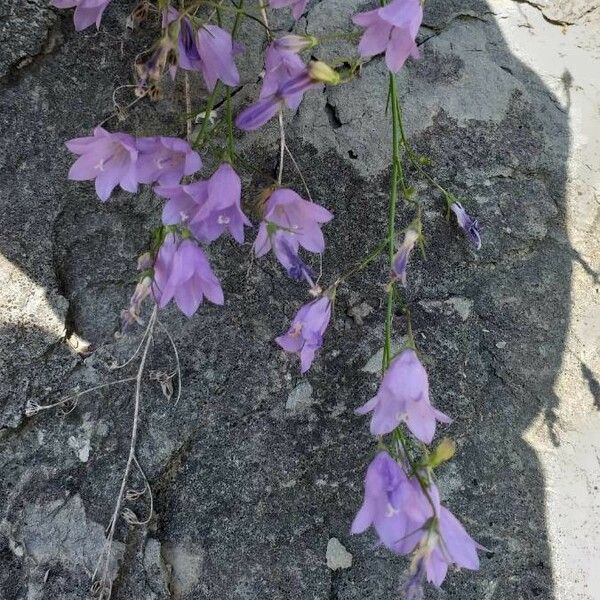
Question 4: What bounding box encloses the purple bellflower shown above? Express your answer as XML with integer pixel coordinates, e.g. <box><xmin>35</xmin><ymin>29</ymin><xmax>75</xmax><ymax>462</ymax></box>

<box><xmin>163</xmin><ymin>10</ymin><xmax>241</xmax><ymax>89</ymax></box>
<box><xmin>269</xmin><ymin>0</ymin><xmax>309</xmax><ymax>20</ymax></box>
<box><xmin>157</xmin><ymin>163</ymin><xmax>251</xmax><ymax>244</ymax></box>
<box><xmin>237</xmin><ymin>61</ymin><xmax>338</xmax><ymax>131</ymax></box>
<box><xmin>137</xmin><ymin>137</ymin><xmax>202</xmax><ymax>185</ymax></box>
<box><xmin>197</xmin><ymin>25</ymin><xmax>241</xmax><ymax>90</ymax></box>
<box><xmin>450</xmin><ymin>202</ymin><xmax>482</xmax><ymax>250</ymax></box>
<box><xmin>276</xmin><ymin>296</ymin><xmax>332</xmax><ymax>373</ymax></box>
<box><xmin>352</xmin><ymin>0</ymin><xmax>423</xmax><ymax>73</ymax></box>
<box><xmin>66</xmin><ymin>127</ymin><xmax>138</xmax><ymax>201</ymax></box>
<box><xmin>151</xmin><ymin>233</ymin><xmax>224</xmax><ymax>317</ymax></box>
<box><xmin>355</xmin><ymin>349</ymin><xmax>451</xmax><ymax>443</ymax></box>
<box><xmin>392</xmin><ymin>227</ymin><xmax>419</xmax><ymax>285</ymax></box>
<box><xmin>352</xmin><ymin>453</ymin><xmax>482</xmax><ymax>591</ymax></box>
<box><xmin>253</xmin><ymin>188</ymin><xmax>333</xmax><ymax>276</ymax></box>
<box><xmin>51</xmin><ymin>0</ymin><xmax>111</xmax><ymax>31</ymax></box>
<box><xmin>351</xmin><ymin>452</ymin><xmax>428</xmax><ymax>554</ymax></box>
<box><xmin>404</xmin><ymin>478</ymin><xmax>482</xmax><ymax>593</ymax></box>
<box><xmin>163</xmin><ymin>8</ymin><xmax>203</xmax><ymax>74</ymax></box>
<box><xmin>261</xmin><ymin>44</ymin><xmax>308</xmax><ymax>110</ymax></box>
<box><xmin>271</xmin><ymin>231</ymin><xmax>316</xmax><ymax>283</ymax></box>
<box><xmin>407</xmin><ymin>505</ymin><xmax>482</xmax><ymax>590</ymax></box>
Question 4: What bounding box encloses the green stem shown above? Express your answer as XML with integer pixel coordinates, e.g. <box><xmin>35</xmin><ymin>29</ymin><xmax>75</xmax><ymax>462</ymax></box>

<box><xmin>383</xmin><ymin>73</ymin><xmax>402</xmax><ymax>371</ymax></box>
<box><xmin>328</xmin><ymin>238</ymin><xmax>389</xmax><ymax>292</ymax></box>
<box><xmin>193</xmin><ymin>82</ymin><xmax>221</xmax><ymax>147</ymax></box>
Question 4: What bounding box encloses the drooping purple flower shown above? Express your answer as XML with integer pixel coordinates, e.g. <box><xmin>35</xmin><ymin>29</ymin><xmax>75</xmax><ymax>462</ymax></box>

<box><xmin>235</xmin><ymin>96</ymin><xmax>283</xmax><ymax>131</ymax></box>
<box><xmin>269</xmin><ymin>0</ymin><xmax>309</xmax><ymax>20</ymax></box>
<box><xmin>253</xmin><ymin>189</ymin><xmax>333</xmax><ymax>275</ymax></box>
<box><xmin>351</xmin><ymin>452</ymin><xmax>430</xmax><ymax>553</ymax></box>
<box><xmin>66</xmin><ymin>127</ymin><xmax>138</xmax><ymax>201</ymax></box>
<box><xmin>408</xmin><ymin>502</ymin><xmax>482</xmax><ymax>588</ymax></box>
<box><xmin>152</xmin><ymin>233</ymin><xmax>224</xmax><ymax>317</ymax></box>
<box><xmin>450</xmin><ymin>202</ymin><xmax>481</xmax><ymax>250</ymax></box>
<box><xmin>197</xmin><ymin>25</ymin><xmax>241</xmax><ymax>90</ymax></box>
<box><xmin>353</xmin><ymin>453</ymin><xmax>482</xmax><ymax>589</ymax></box>
<box><xmin>162</xmin><ymin>8</ymin><xmax>203</xmax><ymax>76</ymax></box>
<box><xmin>51</xmin><ymin>0</ymin><xmax>111</xmax><ymax>31</ymax></box>
<box><xmin>137</xmin><ymin>137</ymin><xmax>202</xmax><ymax>185</ymax></box>
<box><xmin>352</xmin><ymin>0</ymin><xmax>423</xmax><ymax>72</ymax></box>
<box><xmin>157</xmin><ymin>163</ymin><xmax>251</xmax><ymax>244</ymax></box>
<box><xmin>355</xmin><ymin>349</ymin><xmax>451</xmax><ymax>443</ymax></box>
<box><xmin>236</xmin><ymin>61</ymin><xmax>340</xmax><ymax>131</ymax></box>
<box><xmin>392</xmin><ymin>228</ymin><xmax>419</xmax><ymax>285</ymax></box>
<box><xmin>276</xmin><ymin>296</ymin><xmax>331</xmax><ymax>373</ymax></box>
<box><xmin>261</xmin><ymin>44</ymin><xmax>307</xmax><ymax>110</ymax></box>
<box><xmin>271</xmin><ymin>231</ymin><xmax>315</xmax><ymax>284</ymax></box>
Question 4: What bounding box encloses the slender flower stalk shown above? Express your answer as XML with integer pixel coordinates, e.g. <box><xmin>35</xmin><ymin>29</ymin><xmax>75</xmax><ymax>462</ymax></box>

<box><xmin>383</xmin><ymin>72</ymin><xmax>403</xmax><ymax>371</ymax></box>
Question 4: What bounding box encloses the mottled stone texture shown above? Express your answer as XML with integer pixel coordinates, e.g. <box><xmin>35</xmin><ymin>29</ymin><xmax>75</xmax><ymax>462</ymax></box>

<box><xmin>1</xmin><ymin>1</ymin><xmax>599</xmax><ymax>600</ymax></box>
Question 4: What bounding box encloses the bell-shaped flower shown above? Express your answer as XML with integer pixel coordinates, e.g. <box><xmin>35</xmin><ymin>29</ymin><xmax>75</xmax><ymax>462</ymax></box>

<box><xmin>351</xmin><ymin>452</ymin><xmax>429</xmax><ymax>553</ymax></box>
<box><xmin>450</xmin><ymin>202</ymin><xmax>481</xmax><ymax>250</ymax></box>
<box><xmin>137</xmin><ymin>136</ymin><xmax>201</xmax><ymax>185</ymax></box>
<box><xmin>165</xmin><ymin>9</ymin><xmax>203</xmax><ymax>73</ymax></box>
<box><xmin>276</xmin><ymin>296</ymin><xmax>331</xmax><ymax>373</ymax></box>
<box><xmin>271</xmin><ymin>232</ymin><xmax>316</xmax><ymax>284</ymax></box>
<box><xmin>352</xmin><ymin>0</ymin><xmax>422</xmax><ymax>72</ymax></box>
<box><xmin>51</xmin><ymin>0</ymin><xmax>111</xmax><ymax>31</ymax></box>
<box><xmin>261</xmin><ymin>44</ymin><xmax>307</xmax><ymax>110</ymax></box>
<box><xmin>269</xmin><ymin>0</ymin><xmax>309</xmax><ymax>20</ymax></box>
<box><xmin>236</xmin><ymin>61</ymin><xmax>336</xmax><ymax>131</ymax></box>
<box><xmin>253</xmin><ymin>188</ymin><xmax>333</xmax><ymax>271</ymax></box>
<box><xmin>406</xmin><ymin>497</ymin><xmax>482</xmax><ymax>592</ymax></box>
<box><xmin>355</xmin><ymin>349</ymin><xmax>451</xmax><ymax>443</ymax></box>
<box><xmin>197</xmin><ymin>25</ymin><xmax>241</xmax><ymax>90</ymax></box>
<box><xmin>152</xmin><ymin>233</ymin><xmax>224</xmax><ymax>317</ymax></box>
<box><xmin>157</xmin><ymin>163</ymin><xmax>251</xmax><ymax>244</ymax></box>
<box><xmin>66</xmin><ymin>127</ymin><xmax>138</xmax><ymax>201</ymax></box>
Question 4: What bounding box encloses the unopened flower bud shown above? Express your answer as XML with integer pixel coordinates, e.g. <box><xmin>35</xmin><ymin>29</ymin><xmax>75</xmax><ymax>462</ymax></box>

<box><xmin>308</xmin><ymin>61</ymin><xmax>340</xmax><ymax>85</ymax></box>
<box><xmin>428</xmin><ymin>437</ymin><xmax>456</xmax><ymax>468</ymax></box>
<box><xmin>273</xmin><ymin>34</ymin><xmax>317</xmax><ymax>53</ymax></box>
<box><xmin>137</xmin><ymin>252</ymin><xmax>153</xmax><ymax>271</ymax></box>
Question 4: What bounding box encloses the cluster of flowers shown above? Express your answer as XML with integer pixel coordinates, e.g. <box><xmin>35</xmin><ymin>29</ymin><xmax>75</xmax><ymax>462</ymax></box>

<box><xmin>352</xmin><ymin>349</ymin><xmax>482</xmax><ymax>594</ymax></box>
<box><xmin>55</xmin><ymin>0</ymin><xmax>484</xmax><ymax>595</ymax></box>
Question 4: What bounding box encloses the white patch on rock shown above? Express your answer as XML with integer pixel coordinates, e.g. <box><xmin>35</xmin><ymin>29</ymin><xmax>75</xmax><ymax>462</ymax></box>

<box><xmin>67</xmin><ymin>435</ymin><xmax>90</xmax><ymax>462</ymax></box>
<box><xmin>326</xmin><ymin>538</ymin><xmax>353</xmax><ymax>570</ymax></box>
<box><xmin>161</xmin><ymin>543</ymin><xmax>205</xmax><ymax>599</ymax></box>
<box><xmin>419</xmin><ymin>297</ymin><xmax>473</xmax><ymax>322</ymax></box>
<box><xmin>362</xmin><ymin>338</ymin><xmax>406</xmax><ymax>374</ymax></box>
<box><xmin>286</xmin><ymin>381</ymin><xmax>313</xmax><ymax>410</ymax></box>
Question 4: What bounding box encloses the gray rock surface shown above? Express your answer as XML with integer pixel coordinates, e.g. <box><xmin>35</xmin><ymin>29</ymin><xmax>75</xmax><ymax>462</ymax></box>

<box><xmin>1</xmin><ymin>1</ymin><xmax>599</xmax><ymax>599</ymax></box>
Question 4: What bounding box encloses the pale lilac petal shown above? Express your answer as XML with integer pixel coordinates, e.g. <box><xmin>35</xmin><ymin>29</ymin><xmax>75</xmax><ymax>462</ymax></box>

<box><xmin>198</xmin><ymin>25</ymin><xmax>240</xmax><ymax>90</ymax></box>
<box><xmin>358</xmin><ymin>22</ymin><xmax>392</xmax><ymax>57</ymax></box>
<box><xmin>236</xmin><ymin>97</ymin><xmax>281</xmax><ymax>131</ymax></box>
<box><xmin>354</xmin><ymin>395</ymin><xmax>379</xmax><ymax>416</ymax></box>
<box><xmin>352</xmin><ymin>8</ymin><xmax>381</xmax><ymax>27</ymax></box>
<box><xmin>350</xmin><ymin>503</ymin><xmax>374</xmax><ymax>534</ymax></box>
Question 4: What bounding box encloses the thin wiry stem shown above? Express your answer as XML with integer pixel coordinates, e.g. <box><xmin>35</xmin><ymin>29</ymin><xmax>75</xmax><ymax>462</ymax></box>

<box><xmin>91</xmin><ymin>306</ymin><xmax>157</xmax><ymax>598</ymax></box>
<box><xmin>284</xmin><ymin>143</ymin><xmax>314</xmax><ymax>202</ymax></box>
<box><xmin>25</xmin><ymin>377</ymin><xmax>136</xmax><ymax>417</ymax></box>
<box><xmin>109</xmin><ymin>321</ymin><xmax>152</xmax><ymax>370</ymax></box>
<box><xmin>122</xmin><ymin>455</ymin><xmax>154</xmax><ymax>526</ymax></box>
<box><xmin>157</xmin><ymin>319</ymin><xmax>182</xmax><ymax>405</ymax></box>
